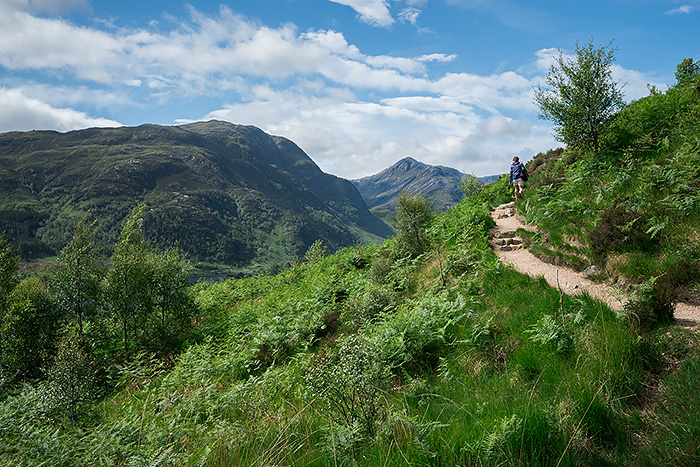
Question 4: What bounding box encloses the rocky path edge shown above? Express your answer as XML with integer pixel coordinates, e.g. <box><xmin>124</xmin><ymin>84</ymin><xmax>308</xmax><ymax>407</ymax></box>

<box><xmin>489</xmin><ymin>202</ymin><xmax>700</xmax><ymax>328</ymax></box>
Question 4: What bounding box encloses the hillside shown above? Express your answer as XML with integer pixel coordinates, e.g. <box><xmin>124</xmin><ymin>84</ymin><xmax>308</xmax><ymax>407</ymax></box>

<box><xmin>1</xmin><ymin>69</ymin><xmax>700</xmax><ymax>466</ymax></box>
<box><xmin>352</xmin><ymin>157</ymin><xmax>500</xmax><ymax>220</ymax></box>
<box><xmin>0</xmin><ymin>121</ymin><xmax>392</xmax><ymax>272</ymax></box>
<box><xmin>519</xmin><ymin>81</ymin><xmax>700</xmax><ymax>319</ymax></box>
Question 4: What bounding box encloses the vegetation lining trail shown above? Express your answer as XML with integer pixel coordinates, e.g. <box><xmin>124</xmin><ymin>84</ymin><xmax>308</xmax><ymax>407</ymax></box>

<box><xmin>490</xmin><ymin>202</ymin><xmax>700</xmax><ymax>327</ymax></box>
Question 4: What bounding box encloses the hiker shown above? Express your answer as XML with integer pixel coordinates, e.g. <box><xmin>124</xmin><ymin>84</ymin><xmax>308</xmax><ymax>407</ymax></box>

<box><xmin>508</xmin><ymin>156</ymin><xmax>527</xmax><ymax>200</ymax></box>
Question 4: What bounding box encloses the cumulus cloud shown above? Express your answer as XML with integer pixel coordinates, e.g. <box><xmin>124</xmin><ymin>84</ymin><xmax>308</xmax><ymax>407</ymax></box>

<box><xmin>0</xmin><ymin>3</ymin><xmax>560</xmax><ymax>177</ymax></box>
<box><xmin>201</xmin><ymin>80</ymin><xmax>553</xmax><ymax>178</ymax></box>
<box><xmin>611</xmin><ymin>65</ymin><xmax>667</xmax><ymax>101</ymax></box>
<box><xmin>0</xmin><ymin>88</ymin><xmax>121</xmax><ymax>133</ymax></box>
<box><xmin>0</xmin><ymin>5</ymin><xmax>437</xmax><ymax>95</ymax></box>
<box><xmin>328</xmin><ymin>0</ymin><xmax>394</xmax><ymax>27</ymax></box>
<box><xmin>533</xmin><ymin>47</ymin><xmax>560</xmax><ymax>68</ymax></box>
<box><xmin>418</xmin><ymin>53</ymin><xmax>458</xmax><ymax>63</ymax></box>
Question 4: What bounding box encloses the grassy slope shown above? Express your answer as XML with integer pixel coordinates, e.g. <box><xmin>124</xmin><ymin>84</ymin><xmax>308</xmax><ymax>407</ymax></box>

<box><xmin>2</xmin><ymin>178</ymin><xmax>699</xmax><ymax>466</ymax></box>
<box><xmin>521</xmin><ymin>84</ymin><xmax>700</xmax><ymax>303</ymax></box>
<box><xmin>2</xmin><ymin>87</ymin><xmax>700</xmax><ymax>466</ymax></box>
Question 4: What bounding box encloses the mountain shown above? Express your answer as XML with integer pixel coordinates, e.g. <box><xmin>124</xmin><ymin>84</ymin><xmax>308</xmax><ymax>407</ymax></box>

<box><xmin>351</xmin><ymin>157</ymin><xmax>501</xmax><ymax>218</ymax></box>
<box><xmin>0</xmin><ymin>120</ymin><xmax>392</xmax><ymax>272</ymax></box>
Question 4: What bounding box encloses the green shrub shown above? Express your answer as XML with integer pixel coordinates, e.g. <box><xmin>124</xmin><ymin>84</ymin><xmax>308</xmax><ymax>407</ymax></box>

<box><xmin>371</xmin><ymin>290</ymin><xmax>471</xmax><ymax>372</ymax></box>
<box><xmin>367</xmin><ymin>255</ymin><xmax>393</xmax><ymax>285</ymax></box>
<box><xmin>304</xmin><ymin>334</ymin><xmax>391</xmax><ymax>446</ymax></box>
<box><xmin>624</xmin><ymin>277</ymin><xmax>675</xmax><ymax>329</ymax></box>
<box><xmin>392</xmin><ymin>192</ymin><xmax>435</xmax><ymax>257</ymax></box>
<box><xmin>0</xmin><ymin>234</ymin><xmax>20</xmax><ymax>313</ymax></box>
<box><xmin>527</xmin><ymin>314</ymin><xmax>576</xmax><ymax>356</ymax></box>
<box><xmin>350</xmin><ymin>284</ymin><xmax>397</xmax><ymax>324</ymax></box>
<box><xmin>40</xmin><ymin>327</ymin><xmax>98</xmax><ymax>424</ymax></box>
<box><xmin>304</xmin><ymin>239</ymin><xmax>328</xmax><ymax>263</ymax></box>
<box><xmin>463</xmin><ymin>411</ymin><xmax>573</xmax><ymax>466</ymax></box>
<box><xmin>589</xmin><ymin>201</ymin><xmax>657</xmax><ymax>261</ymax></box>
<box><xmin>0</xmin><ymin>276</ymin><xmax>61</xmax><ymax>381</ymax></box>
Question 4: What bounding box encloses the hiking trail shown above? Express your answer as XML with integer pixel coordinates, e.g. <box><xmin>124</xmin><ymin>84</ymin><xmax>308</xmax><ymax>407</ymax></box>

<box><xmin>489</xmin><ymin>202</ymin><xmax>700</xmax><ymax>328</ymax></box>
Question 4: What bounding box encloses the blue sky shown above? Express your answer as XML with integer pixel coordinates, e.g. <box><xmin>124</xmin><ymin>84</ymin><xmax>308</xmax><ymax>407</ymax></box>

<box><xmin>1</xmin><ymin>0</ymin><xmax>698</xmax><ymax>178</ymax></box>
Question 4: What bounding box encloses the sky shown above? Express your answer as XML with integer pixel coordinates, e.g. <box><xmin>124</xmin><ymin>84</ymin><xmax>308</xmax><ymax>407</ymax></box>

<box><xmin>1</xmin><ymin>0</ymin><xmax>698</xmax><ymax>179</ymax></box>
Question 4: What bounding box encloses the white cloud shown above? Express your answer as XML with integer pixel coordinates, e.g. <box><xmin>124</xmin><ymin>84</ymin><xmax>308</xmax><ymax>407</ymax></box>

<box><xmin>0</xmin><ymin>6</ymin><xmax>437</xmax><ymax>96</ymax></box>
<box><xmin>0</xmin><ymin>9</ymin><xmax>125</xmax><ymax>83</ymax></box>
<box><xmin>201</xmin><ymin>81</ymin><xmax>554</xmax><ymax>178</ymax></box>
<box><xmin>398</xmin><ymin>7</ymin><xmax>421</xmax><ymax>25</ymax></box>
<box><xmin>0</xmin><ymin>88</ymin><xmax>121</xmax><ymax>133</ymax></box>
<box><xmin>418</xmin><ymin>53</ymin><xmax>458</xmax><ymax>63</ymax></box>
<box><xmin>435</xmin><ymin>71</ymin><xmax>536</xmax><ymax>114</ymax></box>
<box><xmin>480</xmin><ymin>115</ymin><xmax>532</xmax><ymax>138</ymax></box>
<box><xmin>665</xmin><ymin>5</ymin><xmax>693</xmax><ymax>15</ymax></box>
<box><xmin>328</xmin><ymin>0</ymin><xmax>395</xmax><ymax>27</ymax></box>
<box><xmin>611</xmin><ymin>65</ymin><xmax>667</xmax><ymax>101</ymax></box>
<box><xmin>533</xmin><ymin>47</ymin><xmax>560</xmax><ymax>71</ymax></box>
<box><xmin>10</xmin><ymin>82</ymin><xmax>137</xmax><ymax>111</ymax></box>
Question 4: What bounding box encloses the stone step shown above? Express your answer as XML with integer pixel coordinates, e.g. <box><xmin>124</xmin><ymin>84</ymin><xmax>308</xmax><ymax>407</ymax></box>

<box><xmin>496</xmin><ymin>244</ymin><xmax>522</xmax><ymax>251</ymax></box>
<box><xmin>496</xmin><ymin>207</ymin><xmax>516</xmax><ymax>219</ymax></box>
<box><xmin>490</xmin><ymin>205</ymin><xmax>527</xmax><ymax>253</ymax></box>
<box><xmin>493</xmin><ymin>230</ymin><xmax>518</xmax><ymax>239</ymax></box>
<box><xmin>492</xmin><ymin>237</ymin><xmax>522</xmax><ymax>246</ymax></box>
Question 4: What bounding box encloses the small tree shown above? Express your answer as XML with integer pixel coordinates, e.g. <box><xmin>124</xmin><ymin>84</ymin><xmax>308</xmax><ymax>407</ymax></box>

<box><xmin>106</xmin><ymin>204</ymin><xmax>197</xmax><ymax>353</ymax></box>
<box><xmin>304</xmin><ymin>335</ymin><xmax>390</xmax><ymax>446</ymax></box>
<box><xmin>304</xmin><ymin>239</ymin><xmax>328</xmax><ymax>263</ymax></box>
<box><xmin>392</xmin><ymin>192</ymin><xmax>435</xmax><ymax>257</ymax></box>
<box><xmin>675</xmin><ymin>58</ymin><xmax>700</xmax><ymax>87</ymax></box>
<box><xmin>0</xmin><ymin>276</ymin><xmax>60</xmax><ymax>380</ymax></box>
<box><xmin>105</xmin><ymin>204</ymin><xmax>153</xmax><ymax>353</ymax></box>
<box><xmin>534</xmin><ymin>38</ymin><xmax>624</xmax><ymax>156</ymax></box>
<box><xmin>460</xmin><ymin>173</ymin><xmax>482</xmax><ymax>198</ymax></box>
<box><xmin>50</xmin><ymin>215</ymin><xmax>104</xmax><ymax>337</ymax></box>
<box><xmin>148</xmin><ymin>248</ymin><xmax>196</xmax><ymax>351</ymax></box>
<box><xmin>41</xmin><ymin>327</ymin><xmax>98</xmax><ymax>424</ymax></box>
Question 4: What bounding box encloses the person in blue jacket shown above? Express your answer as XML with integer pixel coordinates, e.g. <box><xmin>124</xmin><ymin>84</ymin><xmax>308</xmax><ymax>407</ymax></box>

<box><xmin>508</xmin><ymin>156</ymin><xmax>527</xmax><ymax>200</ymax></box>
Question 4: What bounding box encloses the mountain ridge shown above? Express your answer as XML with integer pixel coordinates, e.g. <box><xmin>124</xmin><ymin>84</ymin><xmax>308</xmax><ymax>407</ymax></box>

<box><xmin>352</xmin><ymin>156</ymin><xmax>501</xmax><ymax>215</ymax></box>
<box><xmin>0</xmin><ymin>120</ymin><xmax>392</xmax><ymax>272</ymax></box>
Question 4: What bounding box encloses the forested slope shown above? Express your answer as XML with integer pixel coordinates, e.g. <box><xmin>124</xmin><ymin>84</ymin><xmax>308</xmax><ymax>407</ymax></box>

<box><xmin>0</xmin><ymin>120</ymin><xmax>391</xmax><ymax>273</ymax></box>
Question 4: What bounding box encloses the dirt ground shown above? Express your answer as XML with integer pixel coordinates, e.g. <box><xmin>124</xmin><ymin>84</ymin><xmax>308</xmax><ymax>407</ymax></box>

<box><xmin>490</xmin><ymin>202</ymin><xmax>700</xmax><ymax>328</ymax></box>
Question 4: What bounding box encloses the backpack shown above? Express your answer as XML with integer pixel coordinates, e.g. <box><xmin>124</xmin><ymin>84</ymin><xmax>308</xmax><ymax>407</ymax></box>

<box><xmin>520</xmin><ymin>164</ymin><xmax>529</xmax><ymax>182</ymax></box>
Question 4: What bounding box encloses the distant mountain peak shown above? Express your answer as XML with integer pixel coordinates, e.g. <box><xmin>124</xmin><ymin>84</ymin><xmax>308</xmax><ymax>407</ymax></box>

<box><xmin>395</xmin><ymin>156</ymin><xmax>423</xmax><ymax>170</ymax></box>
<box><xmin>353</xmin><ymin>158</ymin><xmax>465</xmax><ymax>213</ymax></box>
<box><xmin>353</xmin><ymin>158</ymin><xmax>501</xmax><ymax>216</ymax></box>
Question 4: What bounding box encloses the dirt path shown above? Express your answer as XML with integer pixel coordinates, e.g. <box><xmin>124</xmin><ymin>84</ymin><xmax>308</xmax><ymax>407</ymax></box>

<box><xmin>489</xmin><ymin>202</ymin><xmax>700</xmax><ymax>327</ymax></box>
